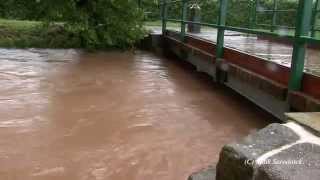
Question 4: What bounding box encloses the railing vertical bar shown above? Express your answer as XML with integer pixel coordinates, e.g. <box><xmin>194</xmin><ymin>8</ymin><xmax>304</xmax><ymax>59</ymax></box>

<box><xmin>161</xmin><ymin>0</ymin><xmax>168</xmax><ymax>35</ymax></box>
<box><xmin>311</xmin><ymin>0</ymin><xmax>319</xmax><ymax>37</ymax></box>
<box><xmin>248</xmin><ymin>0</ymin><xmax>253</xmax><ymax>28</ymax></box>
<box><xmin>255</xmin><ymin>0</ymin><xmax>259</xmax><ymax>29</ymax></box>
<box><xmin>271</xmin><ymin>0</ymin><xmax>277</xmax><ymax>32</ymax></box>
<box><xmin>181</xmin><ymin>0</ymin><xmax>188</xmax><ymax>41</ymax></box>
<box><xmin>288</xmin><ymin>0</ymin><xmax>313</xmax><ymax>91</ymax></box>
<box><xmin>216</xmin><ymin>0</ymin><xmax>228</xmax><ymax>60</ymax></box>
<box><xmin>252</xmin><ymin>0</ymin><xmax>257</xmax><ymax>29</ymax></box>
<box><xmin>215</xmin><ymin>0</ymin><xmax>228</xmax><ymax>81</ymax></box>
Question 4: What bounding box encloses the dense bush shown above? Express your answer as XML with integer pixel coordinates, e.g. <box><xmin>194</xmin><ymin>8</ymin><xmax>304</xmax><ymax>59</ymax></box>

<box><xmin>0</xmin><ymin>0</ymin><xmax>146</xmax><ymax>49</ymax></box>
<box><xmin>0</xmin><ymin>0</ymin><xmax>314</xmax><ymax>49</ymax></box>
<box><xmin>0</xmin><ymin>0</ymin><xmax>43</xmax><ymax>20</ymax></box>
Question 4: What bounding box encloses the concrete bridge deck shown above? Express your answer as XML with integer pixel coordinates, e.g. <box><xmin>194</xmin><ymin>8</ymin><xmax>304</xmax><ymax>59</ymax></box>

<box><xmin>148</xmin><ymin>26</ymin><xmax>320</xmax><ymax>77</ymax></box>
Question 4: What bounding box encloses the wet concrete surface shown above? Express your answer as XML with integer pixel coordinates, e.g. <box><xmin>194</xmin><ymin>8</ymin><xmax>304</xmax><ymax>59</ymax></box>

<box><xmin>149</xmin><ymin>27</ymin><xmax>320</xmax><ymax>77</ymax></box>
<box><xmin>0</xmin><ymin>49</ymin><xmax>272</xmax><ymax>180</ymax></box>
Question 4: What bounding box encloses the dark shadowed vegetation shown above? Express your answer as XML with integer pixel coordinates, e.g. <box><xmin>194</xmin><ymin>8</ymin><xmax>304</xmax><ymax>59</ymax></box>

<box><xmin>144</xmin><ymin>0</ymin><xmax>299</xmax><ymax>28</ymax></box>
<box><xmin>0</xmin><ymin>0</ymin><xmax>318</xmax><ymax>48</ymax></box>
<box><xmin>0</xmin><ymin>0</ymin><xmax>146</xmax><ymax>49</ymax></box>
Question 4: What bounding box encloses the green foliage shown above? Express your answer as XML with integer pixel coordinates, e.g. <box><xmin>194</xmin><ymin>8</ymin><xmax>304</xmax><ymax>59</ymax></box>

<box><xmin>0</xmin><ymin>0</ymin><xmax>147</xmax><ymax>49</ymax></box>
<box><xmin>146</xmin><ymin>0</ymin><xmax>300</xmax><ymax>29</ymax></box>
<box><xmin>0</xmin><ymin>19</ymin><xmax>82</xmax><ymax>48</ymax></box>
<box><xmin>140</xmin><ymin>0</ymin><xmax>161</xmax><ymax>21</ymax></box>
<box><xmin>0</xmin><ymin>0</ymin><xmax>43</xmax><ymax>20</ymax></box>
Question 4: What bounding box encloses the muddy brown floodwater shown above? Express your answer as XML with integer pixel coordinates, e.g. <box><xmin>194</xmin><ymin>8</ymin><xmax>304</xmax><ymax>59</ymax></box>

<box><xmin>0</xmin><ymin>49</ymin><xmax>273</xmax><ymax>180</ymax></box>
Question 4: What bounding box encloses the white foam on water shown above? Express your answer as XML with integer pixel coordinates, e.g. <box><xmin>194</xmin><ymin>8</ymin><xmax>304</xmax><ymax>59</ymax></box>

<box><xmin>32</xmin><ymin>167</ymin><xmax>65</xmax><ymax>176</ymax></box>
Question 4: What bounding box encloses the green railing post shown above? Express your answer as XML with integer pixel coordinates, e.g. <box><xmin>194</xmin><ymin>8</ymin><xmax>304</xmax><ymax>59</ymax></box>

<box><xmin>248</xmin><ymin>0</ymin><xmax>257</xmax><ymax>29</ymax></box>
<box><xmin>288</xmin><ymin>0</ymin><xmax>313</xmax><ymax>91</ymax></box>
<box><xmin>250</xmin><ymin>0</ymin><xmax>257</xmax><ymax>29</ymax></box>
<box><xmin>248</xmin><ymin>0</ymin><xmax>253</xmax><ymax>28</ymax></box>
<box><xmin>254</xmin><ymin>0</ymin><xmax>257</xmax><ymax>28</ymax></box>
<box><xmin>271</xmin><ymin>0</ymin><xmax>277</xmax><ymax>32</ymax></box>
<box><xmin>215</xmin><ymin>0</ymin><xmax>228</xmax><ymax>81</ymax></box>
<box><xmin>161</xmin><ymin>0</ymin><xmax>168</xmax><ymax>35</ymax></box>
<box><xmin>311</xmin><ymin>0</ymin><xmax>319</xmax><ymax>37</ymax></box>
<box><xmin>181</xmin><ymin>0</ymin><xmax>188</xmax><ymax>41</ymax></box>
<box><xmin>216</xmin><ymin>0</ymin><xmax>228</xmax><ymax>60</ymax></box>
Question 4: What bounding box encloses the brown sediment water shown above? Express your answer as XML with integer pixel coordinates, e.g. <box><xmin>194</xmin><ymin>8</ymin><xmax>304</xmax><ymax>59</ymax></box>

<box><xmin>0</xmin><ymin>49</ymin><xmax>272</xmax><ymax>180</ymax></box>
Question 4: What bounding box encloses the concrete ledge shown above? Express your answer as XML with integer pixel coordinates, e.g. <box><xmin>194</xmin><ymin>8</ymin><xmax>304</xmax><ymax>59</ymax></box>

<box><xmin>138</xmin><ymin>34</ymin><xmax>164</xmax><ymax>55</ymax></box>
<box><xmin>289</xmin><ymin>91</ymin><xmax>320</xmax><ymax>112</ymax></box>
<box><xmin>286</xmin><ymin>112</ymin><xmax>320</xmax><ymax>137</ymax></box>
<box><xmin>165</xmin><ymin>36</ymin><xmax>217</xmax><ymax>78</ymax></box>
<box><xmin>225</xmin><ymin>74</ymin><xmax>288</xmax><ymax>120</ymax></box>
<box><xmin>228</xmin><ymin>63</ymin><xmax>287</xmax><ymax>101</ymax></box>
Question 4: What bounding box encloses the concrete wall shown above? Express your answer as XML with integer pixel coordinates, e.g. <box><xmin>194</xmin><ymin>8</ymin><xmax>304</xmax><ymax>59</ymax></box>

<box><xmin>144</xmin><ymin>31</ymin><xmax>320</xmax><ymax>121</ymax></box>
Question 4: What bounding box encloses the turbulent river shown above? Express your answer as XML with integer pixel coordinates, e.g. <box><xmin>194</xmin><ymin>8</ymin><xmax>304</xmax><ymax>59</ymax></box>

<box><xmin>0</xmin><ymin>49</ymin><xmax>272</xmax><ymax>180</ymax></box>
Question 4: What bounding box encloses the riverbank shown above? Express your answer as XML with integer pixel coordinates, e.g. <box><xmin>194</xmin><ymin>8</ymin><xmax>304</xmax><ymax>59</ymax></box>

<box><xmin>0</xmin><ymin>19</ymin><xmax>82</xmax><ymax>48</ymax></box>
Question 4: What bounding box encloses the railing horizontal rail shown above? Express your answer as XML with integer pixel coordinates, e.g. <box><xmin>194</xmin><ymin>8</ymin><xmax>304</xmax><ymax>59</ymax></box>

<box><xmin>223</xmin><ymin>25</ymin><xmax>294</xmax><ymax>40</ymax></box>
<box><xmin>166</xmin><ymin>18</ymin><xmax>182</xmax><ymax>23</ymax></box>
<box><xmin>166</xmin><ymin>19</ymin><xmax>294</xmax><ymax>40</ymax></box>
<box><xmin>159</xmin><ymin>0</ymin><xmax>182</xmax><ymax>5</ymax></box>
<box><xmin>301</xmin><ymin>36</ymin><xmax>320</xmax><ymax>44</ymax></box>
<box><xmin>257</xmin><ymin>9</ymin><xmax>296</xmax><ymax>12</ymax></box>
<box><xmin>165</xmin><ymin>20</ymin><xmax>320</xmax><ymax>45</ymax></box>
<box><xmin>256</xmin><ymin>23</ymin><xmax>295</xmax><ymax>29</ymax></box>
<box><xmin>184</xmin><ymin>21</ymin><xmax>219</xmax><ymax>29</ymax></box>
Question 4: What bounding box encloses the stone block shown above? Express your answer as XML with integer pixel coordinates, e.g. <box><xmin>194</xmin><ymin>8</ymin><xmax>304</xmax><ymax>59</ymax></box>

<box><xmin>188</xmin><ymin>166</ymin><xmax>216</xmax><ymax>180</ymax></box>
<box><xmin>216</xmin><ymin>123</ymin><xmax>299</xmax><ymax>180</ymax></box>
<box><xmin>255</xmin><ymin>143</ymin><xmax>320</xmax><ymax>180</ymax></box>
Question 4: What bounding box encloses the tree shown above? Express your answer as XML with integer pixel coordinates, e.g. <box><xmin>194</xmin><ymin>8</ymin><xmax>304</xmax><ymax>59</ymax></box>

<box><xmin>39</xmin><ymin>0</ymin><xmax>146</xmax><ymax>48</ymax></box>
<box><xmin>0</xmin><ymin>0</ymin><xmax>146</xmax><ymax>48</ymax></box>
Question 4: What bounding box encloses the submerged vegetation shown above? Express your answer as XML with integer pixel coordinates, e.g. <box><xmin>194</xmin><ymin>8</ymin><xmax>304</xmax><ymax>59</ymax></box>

<box><xmin>0</xmin><ymin>0</ymin><xmax>146</xmax><ymax>49</ymax></box>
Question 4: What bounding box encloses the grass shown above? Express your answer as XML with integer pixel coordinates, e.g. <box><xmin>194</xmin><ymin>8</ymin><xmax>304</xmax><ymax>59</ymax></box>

<box><xmin>0</xmin><ymin>18</ymin><xmax>81</xmax><ymax>48</ymax></box>
<box><xmin>0</xmin><ymin>19</ymin><xmax>41</xmax><ymax>31</ymax></box>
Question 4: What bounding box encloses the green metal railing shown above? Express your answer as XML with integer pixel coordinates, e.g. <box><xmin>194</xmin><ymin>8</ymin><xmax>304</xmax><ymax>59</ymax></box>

<box><xmin>311</xmin><ymin>0</ymin><xmax>320</xmax><ymax>37</ymax></box>
<box><xmin>159</xmin><ymin>0</ymin><xmax>319</xmax><ymax>92</ymax></box>
<box><xmin>251</xmin><ymin>0</ymin><xmax>320</xmax><ymax>37</ymax></box>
